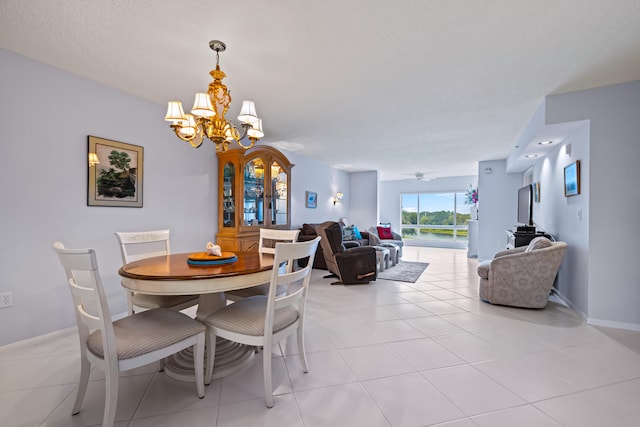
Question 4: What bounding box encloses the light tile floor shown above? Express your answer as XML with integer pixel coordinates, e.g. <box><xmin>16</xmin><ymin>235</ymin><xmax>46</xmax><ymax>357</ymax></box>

<box><xmin>3</xmin><ymin>247</ymin><xmax>640</xmax><ymax>426</ymax></box>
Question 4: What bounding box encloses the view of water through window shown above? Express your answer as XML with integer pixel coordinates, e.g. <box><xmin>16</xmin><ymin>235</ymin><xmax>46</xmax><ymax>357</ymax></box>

<box><xmin>401</xmin><ymin>192</ymin><xmax>471</xmax><ymax>243</ymax></box>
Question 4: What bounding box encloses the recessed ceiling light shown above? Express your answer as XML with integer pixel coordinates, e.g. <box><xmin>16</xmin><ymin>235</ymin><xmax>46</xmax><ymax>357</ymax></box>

<box><xmin>538</xmin><ymin>140</ymin><xmax>553</xmax><ymax>145</ymax></box>
<box><xmin>525</xmin><ymin>154</ymin><xmax>539</xmax><ymax>158</ymax></box>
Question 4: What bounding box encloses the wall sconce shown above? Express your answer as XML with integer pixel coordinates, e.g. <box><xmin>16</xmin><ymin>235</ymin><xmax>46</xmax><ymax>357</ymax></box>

<box><xmin>332</xmin><ymin>192</ymin><xmax>344</xmax><ymax>205</ymax></box>
<box><xmin>88</xmin><ymin>152</ymin><xmax>100</xmax><ymax>167</ymax></box>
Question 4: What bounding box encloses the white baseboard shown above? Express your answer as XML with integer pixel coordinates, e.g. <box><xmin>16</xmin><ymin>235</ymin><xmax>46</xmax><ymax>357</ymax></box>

<box><xmin>0</xmin><ymin>326</ymin><xmax>78</xmax><ymax>351</ymax></box>
<box><xmin>553</xmin><ymin>288</ymin><xmax>640</xmax><ymax>332</ymax></box>
<box><xmin>551</xmin><ymin>288</ymin><xmax>586</xmax><ymax>321</ymax></box>
<box><xmin>586</xmin><ymin>317</ymin><xmax>640</xmax><ymax>332</ymax></box>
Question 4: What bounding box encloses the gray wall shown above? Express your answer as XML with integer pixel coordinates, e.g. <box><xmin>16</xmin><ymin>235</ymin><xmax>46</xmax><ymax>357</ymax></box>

<box><xmin>531</xmin><ymin>124</ymin><xmax>590</xmax><ymax>317</ymax></box>
<box><xmin>545</xmin><ymin>80</ymin><xmax>640</xmax><ymax>329</ymax></box>
<box><xmin>349</xmin><ymin>171</ymin><xmax>379</xmax><ymax>229</ymax></box>
<box><xmin>0</xmin><ymin>49</ymin><xmax>218</xmax><ymax>345</ymax></box>
<box><xmin>477</xmin><ymin>160</ymin><xmax>522</xmax><ymax>261</ymax></box>
<box><xmin>285</xmin><ymin>150</ymin><xmax>351</xmax><ymax>228</ymax></box>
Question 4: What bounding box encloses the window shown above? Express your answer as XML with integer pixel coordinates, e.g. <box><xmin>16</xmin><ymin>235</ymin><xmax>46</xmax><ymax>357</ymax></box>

<box><xmin>401</xmin><ymin>191</ymin><xmax>471</xmax><ymax>245</ymax></box>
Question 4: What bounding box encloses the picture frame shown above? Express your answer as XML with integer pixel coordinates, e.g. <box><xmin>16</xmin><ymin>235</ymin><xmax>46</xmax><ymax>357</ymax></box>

<box><xmin>533</xmin><ymin>182</ymin><xmax>540</xmax><ymax>203</ymax></box>
<box><xmin>88</xmin><ymin>136</ymin><xmax>143</xmax><ymax>207</ymax></box>
<box><xmin>305</xmin><ymin>191</ymin><xmax>317</xmax><ymax>208</ymax></box>
<box><xmin>564</xmin><ymin>160</ymin><xmax>580</xmax><ymax>197</ymax></box>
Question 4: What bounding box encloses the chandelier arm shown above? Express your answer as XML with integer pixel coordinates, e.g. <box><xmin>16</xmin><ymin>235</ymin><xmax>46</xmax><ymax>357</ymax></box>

<box><xmin>190</xmin><ymin>130</ymin><xmax>204</xmax><ymax>148</ymax></box>
<box><xmin>236</xmin><ymin>138</ymin><xmax>256</xmax><ymax>150</ymax></box>
<box><xmin>234</xmin><ymin>123</ymin><xmax>256</xmax><ymax>149</ymax></box>
<box><xmin>170</xmin><ymin>125</ymin><xmax>194</xmax><ymax>143</ymax></box>
<box><xmin>237</xmin><ymin>123</ymin><xmax>251</xmax><ymax>140</ymax></box>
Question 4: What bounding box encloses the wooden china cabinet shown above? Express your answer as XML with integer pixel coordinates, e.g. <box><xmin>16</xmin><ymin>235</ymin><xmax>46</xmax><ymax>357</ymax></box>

<box><xmin>216</xmin><ymin>145</ymin><xmax>293</xmax><ymax>252</ymax></box>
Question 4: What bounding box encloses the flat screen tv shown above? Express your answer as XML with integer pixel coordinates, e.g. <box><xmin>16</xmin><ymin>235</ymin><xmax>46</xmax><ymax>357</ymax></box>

<box><xmin>517</xmin><ymin>184</ymin><xmax>533</xmax><ymax>226</ymax></box>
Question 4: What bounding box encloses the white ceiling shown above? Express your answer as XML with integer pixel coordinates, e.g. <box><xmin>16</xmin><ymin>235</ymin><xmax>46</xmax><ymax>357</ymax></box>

<box><xmin>2</xmin><ymin>0</ymin><xmax>639</xmax><ymax>181</ymax></box>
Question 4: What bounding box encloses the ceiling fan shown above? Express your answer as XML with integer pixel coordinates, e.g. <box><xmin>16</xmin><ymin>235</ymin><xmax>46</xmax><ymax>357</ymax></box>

<box><xmin>413</xmin><ymin>172</ymin><xmax>434</xmax><ymax>181</ymax></box>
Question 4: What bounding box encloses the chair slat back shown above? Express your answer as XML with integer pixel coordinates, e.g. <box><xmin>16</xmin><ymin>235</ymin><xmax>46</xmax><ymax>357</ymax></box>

<box><xmin>266</xmin><ymin>237</ymin><xmax>320</xmax><ymax>321</ymax></box>
<box><xmin>258</xmin><ymin>229</ymin><xmax>301</xmax><ymax>258</ymax></box>
<box><xmin>53</xmin><ymin>242</ymin><xmax>116</xmax><ymax>358</ymax></box>
<box><xmin>114</xmin><ymin>229</ymin><xmax>170</xmax><ymax>264</ymax></box>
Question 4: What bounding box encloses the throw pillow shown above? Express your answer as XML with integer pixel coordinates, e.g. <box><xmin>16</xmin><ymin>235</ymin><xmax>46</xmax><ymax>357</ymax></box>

<box><xmin>353</xmin><ymin>225</ymin><xmax>363</xmax><ymax>240</ymax></box>
<box><xmin>525</xmin><ymin>236</ymin><xmax>552</xmax><ymax>252</ymax></box>
<box><xmin>377</xmin><ymin>226</ymin><xmax>393</xmax><ymax>240</ymax></box>
<box><xmin>343</xmin><ymin>226</ymin><xmax>356</xmax><ymax>241</ymax></box>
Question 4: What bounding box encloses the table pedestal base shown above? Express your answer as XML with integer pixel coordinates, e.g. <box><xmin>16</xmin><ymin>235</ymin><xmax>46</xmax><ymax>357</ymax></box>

<box><xmin>163</xmin><ymin>337</ymin><xmax>255</xmax><ymax>382</ymax></box>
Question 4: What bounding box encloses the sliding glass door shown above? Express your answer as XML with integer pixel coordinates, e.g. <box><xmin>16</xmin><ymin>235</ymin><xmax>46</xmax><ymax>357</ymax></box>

<box><xmin>401</xmin><ymin>191</ymin><xmax>470</xmax><ymax>245</ymax></box>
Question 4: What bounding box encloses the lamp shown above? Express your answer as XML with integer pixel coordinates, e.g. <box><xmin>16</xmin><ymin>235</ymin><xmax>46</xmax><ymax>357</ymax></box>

<box><xmin>164</xmin><ymin>40</ymin><xmax>264</xmax><ymax>151</ymax></box>
<box><xmin>88</xmin><ymin>153</ymin><xmax>100</xmax><ymax>167</ymax></box>
<box><xmin>333</xmin><ymin>192</ymin><xmax>344</xmax><ymax>205</ymax></box>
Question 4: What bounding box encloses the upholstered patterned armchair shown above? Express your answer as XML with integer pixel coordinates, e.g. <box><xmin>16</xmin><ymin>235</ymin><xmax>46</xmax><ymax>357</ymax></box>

<box><xmin>477</xmin><ymin>237</ymin><xmax>567</xmax><ymax>308</ymax></box>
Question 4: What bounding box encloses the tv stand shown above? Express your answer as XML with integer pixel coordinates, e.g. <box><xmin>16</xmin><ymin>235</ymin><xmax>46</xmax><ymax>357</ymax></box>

<box><xmin>506</xmin><ymin>229</ymin><xmax>551</xmax><ymax>249</ymax></box>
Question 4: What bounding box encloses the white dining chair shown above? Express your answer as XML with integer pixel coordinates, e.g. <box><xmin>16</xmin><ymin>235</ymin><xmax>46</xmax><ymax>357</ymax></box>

<box><xmin>204</xmin><ymin>236</ymin><xmax>320</xmax><ymax>408</ymax></box>
<box><xmin>53</xmin><ymin>242</ymin><xmax>205</xmax><ymax>427</ymax></box>
<box><xmin>115</xmin><ymin>229</ymin><xmax>199</xmax><ymax>314</ymax></box>
<box><xmin>225</xmin><ymin>228</ymin><xmax>301</xmax><ymax>300</ymax></box>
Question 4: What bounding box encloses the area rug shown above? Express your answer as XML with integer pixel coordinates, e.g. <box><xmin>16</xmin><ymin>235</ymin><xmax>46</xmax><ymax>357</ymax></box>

<box><xmin>377</xmin><ymin>261</ymin><xmax>429</xmax><ymax>283</ymax></box>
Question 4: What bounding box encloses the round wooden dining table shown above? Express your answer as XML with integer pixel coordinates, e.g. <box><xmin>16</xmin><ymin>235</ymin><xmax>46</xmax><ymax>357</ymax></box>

<box><xmin>118</xmin><ymin>251</ymin><xmax>274</xmax><ymax>381</ymax></box>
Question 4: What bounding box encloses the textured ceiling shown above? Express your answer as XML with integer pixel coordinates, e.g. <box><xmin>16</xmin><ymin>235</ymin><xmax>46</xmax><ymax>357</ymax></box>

<box><xmin>2</xmin><ymin>0</ymin><xmax>639</xmax><ymax>181</ymax></box>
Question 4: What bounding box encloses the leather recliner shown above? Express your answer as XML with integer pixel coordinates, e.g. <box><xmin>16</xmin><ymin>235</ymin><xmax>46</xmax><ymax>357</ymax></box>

<box><xmin>315</xmin><ymin>221</ymin><xmax>377</xmax><ymax>285</ymax></box>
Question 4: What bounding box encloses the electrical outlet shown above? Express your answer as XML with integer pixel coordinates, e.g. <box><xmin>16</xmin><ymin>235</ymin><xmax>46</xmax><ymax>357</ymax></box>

<box><xmin>0</xmin><ymin>292</ymin><xmax>13</xmax><ymax>308</ymax></box>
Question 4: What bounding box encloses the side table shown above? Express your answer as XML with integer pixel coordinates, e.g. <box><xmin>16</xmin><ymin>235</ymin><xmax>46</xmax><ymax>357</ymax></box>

<box><xmin>379</xmin><ymin>242</ymin><xmax>399</xmax><ymax>266</ymax></box>
<box><xmin>372</xmin><ymin>246</ymin><xmax>390</xmax><ymax>272</ymax></box>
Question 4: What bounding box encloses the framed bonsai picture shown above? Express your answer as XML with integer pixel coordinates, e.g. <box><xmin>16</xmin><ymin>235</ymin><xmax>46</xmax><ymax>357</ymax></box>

<box><xmin>305</xmin><ymin>191</ymin><xmax>317</xmax><ymax>208</ymax></box>
<box><xmin>564</xmin><ymin>160</ymin><xmax>580</xmax><ymax>197</ymax></box>
<box><xmin>88</xmin><ymin>136</ymin><xmax>144</xmax><ymax>207</ymax></box>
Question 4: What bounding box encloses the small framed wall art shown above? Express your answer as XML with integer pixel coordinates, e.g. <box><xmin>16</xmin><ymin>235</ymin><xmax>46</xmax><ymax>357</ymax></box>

<box><xmin>305</xmin><ymin>191</ymin><xmax>317</xmax><ymax>208</ymax></box>
<box><xmin>88</xmin><ymin>135</ymin><xmax>144</xmax><ymax>207</ymax></box>
<box><xmin>564</xmin><ymin>160</ymin><xmax>580</xmax><ymax>197</ymax></box>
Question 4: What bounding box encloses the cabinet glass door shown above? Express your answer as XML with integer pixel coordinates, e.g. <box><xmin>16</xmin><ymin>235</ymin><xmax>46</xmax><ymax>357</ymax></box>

<box><xmin>270</xmin><ymin>161</ymin><xmax>288</xmax><ymax>225</ymax></box>
<box><xmin>244</xmin><ymin>158</ymin><xmax>265</xmax><ymax>227</ymax></box>
<box><xmin>222</xmin><ymin>162</ymin><xmax>235</xmax><ymax>228</ymax></box>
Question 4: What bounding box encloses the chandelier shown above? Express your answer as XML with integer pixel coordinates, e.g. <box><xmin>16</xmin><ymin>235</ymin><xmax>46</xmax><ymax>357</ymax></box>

<box><xmin>164</xmin><ymin>40</ymin><xmax>264</xmax><ymax>151</ymax></box>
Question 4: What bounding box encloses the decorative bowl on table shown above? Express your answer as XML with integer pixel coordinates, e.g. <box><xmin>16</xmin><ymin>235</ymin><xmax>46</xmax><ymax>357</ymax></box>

<box><xmin>187</xmin><ymin>251</ymin><xmax>238</xmax><ymax>266</ymax></box>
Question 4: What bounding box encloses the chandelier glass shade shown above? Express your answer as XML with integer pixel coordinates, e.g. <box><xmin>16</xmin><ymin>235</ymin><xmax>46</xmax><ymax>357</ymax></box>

<box><xmin>164</xmin><ymin>40</ymin><xmax>264</xmax><ymax>151</ymax></box>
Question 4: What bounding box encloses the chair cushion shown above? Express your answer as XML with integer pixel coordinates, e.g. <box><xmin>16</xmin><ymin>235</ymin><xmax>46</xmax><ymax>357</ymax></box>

<box><xmin>525</xmin><ymin>236</ymin><xmax>553</xmax><ymax>252</ymax></box>
<box><xmin>205</xmin><ymin>296</ymin><xmax>298</xmax><ymax>336</ymax></box>
<box><xmin>377</xmin><ymin>226</ymin><xmax>393</xmax><ymax>239</ymax></box>
<box><xmin>87</xmin><ymin>308</ymin><xmax>205</xmax><ymax>360</ymax></box>
<box><xmin>477</xmin><ymin>260</ymin><xmax>491</xmax><ymax>279</ymax></box>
